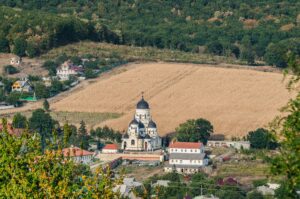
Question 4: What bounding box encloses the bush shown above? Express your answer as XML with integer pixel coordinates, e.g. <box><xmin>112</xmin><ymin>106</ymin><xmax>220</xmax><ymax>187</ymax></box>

<box><xmin>3</xmin><ymin>65</ymin><xmax>19</xmax><ymax>74</ymax></box>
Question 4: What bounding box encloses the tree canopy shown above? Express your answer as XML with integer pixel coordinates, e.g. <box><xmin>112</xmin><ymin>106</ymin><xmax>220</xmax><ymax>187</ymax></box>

<box><xmin>175</xmin><ymin>118</ymin><xmax>213</xmax><ymax>144</ymax></box>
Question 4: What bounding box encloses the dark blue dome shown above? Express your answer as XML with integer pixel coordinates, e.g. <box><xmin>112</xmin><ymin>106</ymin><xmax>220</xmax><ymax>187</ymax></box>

<box><xmin>136</xmin><ymin>97</ymin><xmax>149</xmax><ymax>109</ymax></box>
<box><xmin>130</xmin><ymin>118</ymin><xmax>139</xmax><ymax>126</ymax></box>
<box><xmin>148</xmin><ymin>120</ymin><xmax>157</xmax><ymax>128</ymax></box>
<box><xmin>123</xmin><ymin>133</ymin><xmax>129</xmax><ymax>138</ymax></box>
<box><xmin>138</xmin><ymin>122</ymin><xmax>145</xmax><ymax>128</ymax></box>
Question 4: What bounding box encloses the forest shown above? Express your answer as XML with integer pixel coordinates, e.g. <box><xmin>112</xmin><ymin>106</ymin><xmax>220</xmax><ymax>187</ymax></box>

<box><xmin>0</xmin><ymin>0</ymin><xmax>300</xmax><ymax>67</ymax></box>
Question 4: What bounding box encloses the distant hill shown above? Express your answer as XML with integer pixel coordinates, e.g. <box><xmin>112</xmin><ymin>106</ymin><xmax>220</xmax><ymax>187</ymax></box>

<box><xmin>0</xmin><ymin>1</ymin><xmax>299</xmax><ymax>66</ymax></box>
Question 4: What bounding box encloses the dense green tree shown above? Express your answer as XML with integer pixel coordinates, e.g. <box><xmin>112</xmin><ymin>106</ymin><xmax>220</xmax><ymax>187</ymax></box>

<box><xmin>175</xmin><ymin>118</ymin><xmax>213</xmax><ymax>144</ymax></box>
<box><xmin>43</xmin><ymin>99</ymin><xmax>50</xmax><ymax>111</ymax></box>
<box><xmin>29</xmin><ymin>109</ymin><xmax>57</xmax><ymax>152</ymax></box>
<box><xmin>26</xmin><ymin>42</ymin><xmax>39</xmax><ymax>58</ymax></box>
<box><xmin>264</xmin><ymin>43</ymin><xmax>287</xmax><ymax>68</ymax></box>
<box><xmin>247</xmin><ymin>128</ymin><xmax>277</xmax><ymax>149</ymax></box>
<box><xmin>12</xmin><ymin>37</ymin><xmax>27</xmax><ymax>57</ymax></box>
<box><xmin>269</xmin><ymin>55</ymin><xmax>300</xmax><ymax>197</ymax></box>
<box><xmin>84</xmin><ymin>68</ymin><xmax>97</xmax><ymax>79</ymax></box>
<box><xmin>5</xmin><ymin>92</ymin><xmax>21</xmax><ymax>106</ymax></box>
<box><xmin>78</xmin><ymin>120</ymin><xmax>89</xmax><ymax>149</ymax></box>
<box><xmin>49</xmin><ymin>79</ymin><xmax>63</xmax><ymax>95</ymax></box>
<box><xmin>12</xmin><ymin>113</ymin><xmax>27</xmax><ymax>128</ymax></box>
<box><xmin>0</xmin><ymin>34</ymin><xmax>9</xmax><ymax>53</ymax></box>
<box><xmin>34</xmin><ymin>82</ymin><xmax>49</xmax><ymax>99</ymax></box>
<box><xmin>3</xmin><ymin>65</ymin><xmax>19</xmax><ymax>74</ymax></box>
<box><xmin>207</xmin><ymin>41</ymin><xmax>223</xmax><ymax>56</ymax></box>
<box><xmin>63</xmin><ymin>122</ymin><xmax>72</xmax><ymax>147</ymax></box>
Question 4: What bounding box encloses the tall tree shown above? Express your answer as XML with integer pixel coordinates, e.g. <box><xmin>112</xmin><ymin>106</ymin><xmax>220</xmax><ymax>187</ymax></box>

<box><xmin>29</xmin><ymin>109</ymin><xmax>56</xmax><ymax>152</ymax></box>
<box><xmin>78</xmin><ymin>120</ymin><xmax>89</xmax><ymax>149</ymax></box>
<box><xmin>43</xmin><ymin>99</ymin><xmax>50</xmax><ymax>112</ymax></box>
<box><xmin>175</xmin><ymin>118</ymin><xmax>213</xmax><ymax>144</ymax></box>
<box><xmin>247</xmin><ymin>128</ymin><xmax>277</xmax><ymax>149</ymax></box>
<box><xmin>12</xmin><ymin>37</ymin><xmax>27</xmax><ymax>57</ymax></box>
<box><xmin>12</xmin><ymin>113</ymin><xmax>27</xmax><ymax>128</ymax></box>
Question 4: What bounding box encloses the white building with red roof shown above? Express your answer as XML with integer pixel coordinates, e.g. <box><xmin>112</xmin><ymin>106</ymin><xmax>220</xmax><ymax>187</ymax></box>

<box><xmin>164</xmin><ymin>141</ymin><xmax>208</xmax><ymax>174</ymax></box>
<box><xmin>62</xmin><ymin>146</ymin><xmax>94</xmax><ymax>164</ymax></box>
<box><xmin>102</xmin><ymin>144</ymin><xmax>119</xmax><ymax>153</ymax></box>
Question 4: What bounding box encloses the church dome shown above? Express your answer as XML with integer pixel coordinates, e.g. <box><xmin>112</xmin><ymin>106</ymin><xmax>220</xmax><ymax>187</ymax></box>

<box><xmin>138</xmin><ymin>122</ymin><xmax>145</xmax><ymax>129</ymax></box>
<box><xmin>136</xmin><ymin>97</ymin><xmax>149</xmax><ymax>109</ymax></box>
<box><xmin>130</xmin><ymin>118</ymin><xmax>139</xmax><ymax>126</ymax></box>
<box><xmin>148</xmin><ymin>120</ymin><xmax>157</xmax><ymax>128</ymax></box>
<box><xmin>144</xmin><ymin>134</ymin><xmax>151</xmax><ymax>139</ymax></box>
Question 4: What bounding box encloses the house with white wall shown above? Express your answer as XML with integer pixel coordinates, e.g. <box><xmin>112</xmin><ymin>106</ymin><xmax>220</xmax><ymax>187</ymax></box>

<box><xmin>207</xmin><ymin>140</ymin><xmax>250</xmax><ymax>150</ymax></box>
<box><xmin>56</xmin><ymin>61</ymin><xmax>77</xmax><ymax>81</ymax></box>
<box><xmin>102</xmin><ymin>143</ymin><xmax>119</xmax><ymax>153</ymax></box>
<box><xmin>62</xmin><ymin>146</ymin><xmax>94</xmax><ymax>164</ymax></box>
<box><xmin>164</xmin><ymin>141</ymin><xmax>208</xmax><ymax>174</ymax></box>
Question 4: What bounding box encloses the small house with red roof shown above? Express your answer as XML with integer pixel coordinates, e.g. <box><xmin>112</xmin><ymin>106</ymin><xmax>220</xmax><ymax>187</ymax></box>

<box><xmin>0</xmin><ymin>123</ymin><xmax>23</xmax><ymax>137</ymax></box>
<box><xmin>164</xmin><ymin>141</ymin><xmax>208</xmax><ymax>174</ymax></box>
<box><xmin>102</xmin><ymin>143</ymin><xmax>119</xmax><ymax>154</ymax></box>
<box><xmin>62</xmin><ymin>146</ymin><xmax>94</xmax><ymax>164</ymax></box>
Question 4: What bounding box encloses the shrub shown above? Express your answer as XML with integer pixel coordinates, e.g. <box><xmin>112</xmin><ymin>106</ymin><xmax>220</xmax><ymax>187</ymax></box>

<box><xmin>3</xmin><ymin>65</ymin><xmax>19</xmax><ymax>74</ymax></box>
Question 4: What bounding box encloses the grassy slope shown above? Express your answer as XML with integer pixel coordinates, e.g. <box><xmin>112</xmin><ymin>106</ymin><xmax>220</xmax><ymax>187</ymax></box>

<box><xmin>42</xmin><ymin>41</ymin><xmax>245</xmax><ymax>65</ymax></box>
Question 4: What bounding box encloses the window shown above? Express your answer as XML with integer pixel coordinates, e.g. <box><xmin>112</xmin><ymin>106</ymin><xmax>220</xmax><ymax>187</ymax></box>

<box><xmin>180</xmin><ymin>160</ymin><xmax>182</xmax><ymax>163</ymax></box>
<box><xmin>131</xmin><ymin>140</ymin><xmax>135</xmax><ymax>146</ymax></box>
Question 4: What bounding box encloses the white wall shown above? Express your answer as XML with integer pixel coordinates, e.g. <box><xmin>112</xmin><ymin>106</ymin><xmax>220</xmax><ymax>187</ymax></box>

<box><xmin>169</xmin><ymin>147</ymin><xmax>204</xmax><ymax>154</ymax></box>
<box><xmin>169</xmin><ymin>159</ymin><xmax>204</xmax><ymax>166</ymax></box>
<box><xmin>102</xmin><ymin>149</ymin><xmax>118</xmax><ymax>153</ymax></box>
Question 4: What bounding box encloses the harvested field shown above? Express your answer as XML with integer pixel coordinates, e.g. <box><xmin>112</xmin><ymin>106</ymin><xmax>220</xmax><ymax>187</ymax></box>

<box><xmin>51</xmin><ymin>62</ymin><xmax>294</xmax><ymax>137</ymax></box>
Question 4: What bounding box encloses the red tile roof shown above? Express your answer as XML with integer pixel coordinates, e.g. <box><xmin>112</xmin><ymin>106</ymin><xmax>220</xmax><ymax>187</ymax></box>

<box><xmin>62</xmin><ymin>147</ymin><xmax>94</xmax><ymax>157</ymax></box>
<box><xmin>169</xmin><ymin>142</ymin><xmax>202</xmax><ymax>149</ymax></box>
<box><xmin>0</xmin><ymin>123</ymin><xmax>23</xmax><ymax>137</ymax></box>
<box><xmin>103</xmin><ymin>144</ymin><xmax>118</xmax><ymax>150</ymax></box>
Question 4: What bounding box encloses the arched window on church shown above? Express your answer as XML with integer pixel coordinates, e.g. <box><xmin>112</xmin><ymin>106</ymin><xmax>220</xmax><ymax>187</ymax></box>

<box><xmin>131</xmin><ymin>140</ymin><xmax>135</xmax><ymax>146</ymax></box>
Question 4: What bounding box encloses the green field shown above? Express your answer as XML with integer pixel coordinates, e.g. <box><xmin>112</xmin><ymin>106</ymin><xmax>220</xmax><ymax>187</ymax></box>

<box><xmin>6</xmin><ymin>111</ymin><xmax>122</xmax><ymax>127</ymax></box>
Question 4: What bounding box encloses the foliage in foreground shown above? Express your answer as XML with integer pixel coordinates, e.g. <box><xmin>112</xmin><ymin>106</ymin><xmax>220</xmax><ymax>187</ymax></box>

<box><xmin>269</xmin><ymin>56</ymin><xmax>300</xmax><ymax>198</ymax></box>
<box><xmin>0</xmin><ymin>119</ymin><xmax>121</xmax><ymax>198</ymax></box>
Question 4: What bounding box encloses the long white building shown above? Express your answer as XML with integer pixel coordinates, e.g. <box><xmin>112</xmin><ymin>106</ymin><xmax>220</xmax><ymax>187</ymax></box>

<box><xmin>164</xmin><ymin>142</ymin><xmax>208</xmax><ymax>174</ymax></box>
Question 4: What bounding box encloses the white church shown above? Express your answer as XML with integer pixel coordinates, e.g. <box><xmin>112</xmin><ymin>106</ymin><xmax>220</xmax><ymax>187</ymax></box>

<box><xmin>122</xmin><ymin>96</ymin><xmax>162</xmax><ymax>151</ymax></box>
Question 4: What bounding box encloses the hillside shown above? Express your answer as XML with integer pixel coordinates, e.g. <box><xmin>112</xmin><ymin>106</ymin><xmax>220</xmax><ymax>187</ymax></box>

<box><xmin>51</xmin><ymin>62</ymin><xmax>294</xmax><ymax>137</ymax></box>
<box><xmin>1</xmin><ymin>1</ymin><xmax>300</xmax><ymax>66</ymax></box>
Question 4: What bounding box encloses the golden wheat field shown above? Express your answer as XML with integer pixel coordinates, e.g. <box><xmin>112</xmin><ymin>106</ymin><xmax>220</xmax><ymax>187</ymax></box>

<box><xmin>51</xmin><ymin>62</ymin><xmax>295</xmax><ymax>137</ymax></box>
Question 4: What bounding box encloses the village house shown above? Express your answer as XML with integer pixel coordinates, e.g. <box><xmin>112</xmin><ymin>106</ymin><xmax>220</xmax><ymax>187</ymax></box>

<box><xmin>56</xmin><ymin>60</ymin><xmax>78</xmax><ymax>81</ymax></box>
<box><xmin>164</xmin><ymin>142</ymin><xmax>209</xmax><ymax>174</ymax></box>
<box><xmin>121</xmin><ymin>95</ymin><xmax>162</xmax><ymax>151</ymax></box>
<box><xmin>11</xmin><ymin>78</ymin><xmax>32</xmax><ymax>92</ymax></box>
<box><xmin>62</xmin><ymin>146</ymin><xmax>94</xmax><ymax>164</ymax></box>
<box><xmin>102</xmin><ymin>143</ymin><xmax>119</xmax><ymax>153</ymax></box>
<box><xmin>207</xmin><ymin>140</ymin><xmax>250</xmax><ymax>150</ymax></box>
<box><xmin>113</xmin><ymin>177</ymin><xmax>142</xmax><ymax>198</ymax></box>
<box><xmin>10</xmin><ymin>56</ymin><xmax>22</xmax><ymax>67</ymax></box>
<box><xmin>0</xmin><ymin>123</ymin><xmax>23</xmax><ymax>137</ymax></box>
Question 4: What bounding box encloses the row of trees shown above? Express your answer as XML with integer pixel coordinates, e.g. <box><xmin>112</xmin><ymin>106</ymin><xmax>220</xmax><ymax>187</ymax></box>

<box><xmin>11</xmin><ymin>108</ymin><xmax>91</xmax><ymax>150</ymax></box>
<box><xmin>1</xmin><ymin>1</ymin><xmax>300</xmax><ymax>66</ymax></box>
<box><xmin>0</xmin><ymin>6</ymin><xmax>120</xmax><ymax>57</ymax></box>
